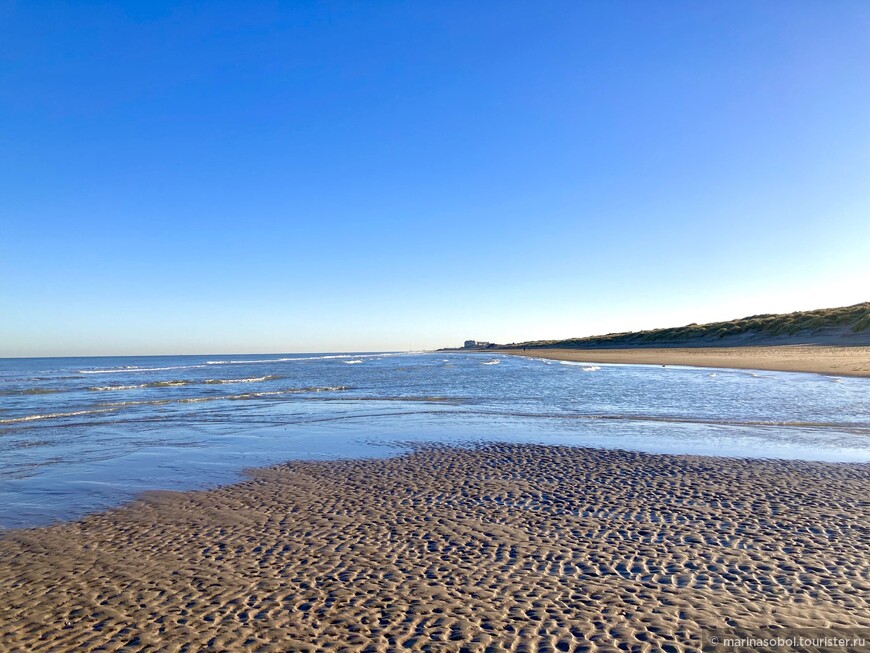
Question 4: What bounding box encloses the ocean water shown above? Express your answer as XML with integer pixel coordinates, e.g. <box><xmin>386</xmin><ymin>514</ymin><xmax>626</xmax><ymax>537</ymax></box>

<box><xmin>1</xmin><ymin>352</ymin><xmax>868</xmax><ymax>529</ymax></box>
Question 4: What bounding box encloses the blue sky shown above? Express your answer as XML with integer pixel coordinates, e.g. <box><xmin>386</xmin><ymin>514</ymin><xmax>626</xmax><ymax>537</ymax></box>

<box><xmin>2</xmin><ymin>1</ymin><xmax>868</xmax><ymax>356</ymax></box>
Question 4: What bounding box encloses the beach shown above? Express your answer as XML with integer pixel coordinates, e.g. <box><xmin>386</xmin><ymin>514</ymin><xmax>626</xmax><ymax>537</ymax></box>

<box><xmin>4</xmin><ymin>1</ymin><xmax>868</xmax><ymax>650</ymax></box>
<box><xmin>497</xmin><ymin>345</ymin><xmax>870</xmax><ymax>378</ymax></box>
<box><xmin>1</xmin><ymin>443</ymin><xmax>868</xmax><ymax>652</ymax></box>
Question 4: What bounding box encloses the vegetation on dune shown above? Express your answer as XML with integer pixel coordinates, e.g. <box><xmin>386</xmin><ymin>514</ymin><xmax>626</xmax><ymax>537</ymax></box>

<box><xmin>507</xmin><ymin>302</ymin><xmax>870</xmax><ymax>349</ymax></box>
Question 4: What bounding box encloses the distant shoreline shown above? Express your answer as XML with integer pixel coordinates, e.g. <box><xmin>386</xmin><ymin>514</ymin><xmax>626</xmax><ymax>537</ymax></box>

<box><xmin>494</xmin><ymin>345</ymin><xmax>870</xmax><ymax>377</ymax></box>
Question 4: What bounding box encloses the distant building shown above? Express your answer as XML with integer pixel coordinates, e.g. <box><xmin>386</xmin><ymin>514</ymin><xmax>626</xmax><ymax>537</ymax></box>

<box><xmin>463</xmin><ymin>340</ymin><xmax>493</xmax><ymax>349</ymax></box>
<box><xmin>463</xmin><ymin>340</ymin><xmax>477</xmax><ymax>348</ymax></box>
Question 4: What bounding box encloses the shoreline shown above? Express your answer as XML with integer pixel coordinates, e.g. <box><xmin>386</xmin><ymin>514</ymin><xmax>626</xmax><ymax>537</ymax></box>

<box><xmin>2</xmin><ymin>443</ymin><xmax>868</xmax><ymax>651</ymax></box>
<box><xmin>494</xmin><ymin>344</ymin><xmax>870</xmax><ymax>377</ymax></box>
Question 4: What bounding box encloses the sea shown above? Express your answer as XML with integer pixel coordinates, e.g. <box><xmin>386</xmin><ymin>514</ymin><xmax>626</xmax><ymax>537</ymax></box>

<box><xmin>1</xmin><ymin>352</ymin><xmax>868</xmax><ymax>529</ymax></box>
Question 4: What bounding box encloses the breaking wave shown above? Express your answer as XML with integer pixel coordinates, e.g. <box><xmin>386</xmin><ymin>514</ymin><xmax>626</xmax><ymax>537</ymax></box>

<box><xmin>0</xmin><ymin>408</ymin><xmax>120</xmax><ymax>424</ymax></box>
<box><xmin>204</xmin><ymin>354</ymin><xmax>387</xmax><ymax>365</ymax></box>
<box><xmin>2</xmin><ymin>386</ymin><xmax>353</xmax><ymax>424</ymax></box>
<box><xmin>88</xmin><ymin>384</ymin><xmax>148</xmax><ymax>391</ymax></box>
<box><xmin>77</xmin><ymin>353</ymin><xmax>401</xmax><ymax>375</ymax></box>
<box><xmin>79</xmin><ymin>364</ymin><xmax>206</xmax><ymax>374</ymax></box>
<box><xmin>99</xmin><ymin>386</ymin><xmax>352</xmax><ymax>407</ymax></box>
<box><xmin>87</xmin><ymin>375</ymin><xmax>283</xmax><ymax>392</ymax></box>
<box><xmin>558</xmin><ymin>361</ymin><xmax>602</xmax><ymax>371</ymax></box>
<box><xmin>203</xmin><ymin>375</ymin><xmax>282</xmax><ymax>384</ymax></box>
<box><xmin>88</xmin><ymin>380</ymin><xmax>189</xmax><ymax>391</ymax></box>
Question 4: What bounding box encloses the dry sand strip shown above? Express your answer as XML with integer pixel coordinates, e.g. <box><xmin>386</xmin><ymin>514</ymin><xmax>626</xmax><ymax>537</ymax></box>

<box><xmin>497</xmin><ymin>346</ymin><xmax>870</xmax><ymax>378</ymax></box>
<box><xmin>1</xmin><ymin>444</ymin><xmax>869</xmax><ymax>652</ymax></box>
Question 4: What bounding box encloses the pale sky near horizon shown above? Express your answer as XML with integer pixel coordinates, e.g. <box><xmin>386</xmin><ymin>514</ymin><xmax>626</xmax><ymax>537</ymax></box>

<box><xmin>2</xmin><ymin>1</ymin><xmax>869</xmax><ymax>357</ymax></box>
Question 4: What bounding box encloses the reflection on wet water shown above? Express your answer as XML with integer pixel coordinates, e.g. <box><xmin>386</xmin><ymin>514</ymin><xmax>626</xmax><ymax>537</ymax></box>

<box><xmin>1</xmin><ymin>352</ymin><xmax>868</xmax><ymax>528</ymax></box>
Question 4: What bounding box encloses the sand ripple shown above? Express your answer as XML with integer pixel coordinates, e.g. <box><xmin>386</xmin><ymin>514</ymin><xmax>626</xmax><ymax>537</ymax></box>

<box><xmin>1</xmin><ymin>444</ymin><xmax>868</xmax><ymax>651</ymax></box>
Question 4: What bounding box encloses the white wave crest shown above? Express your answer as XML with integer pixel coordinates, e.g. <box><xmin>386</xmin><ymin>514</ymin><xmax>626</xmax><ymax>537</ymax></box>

<box><xmin>0</xmin><ymin>407</ymin><xmax>119</xmax><ymax>424</ymax></box>
<box><xmin>97</xmin><ymin>386</ymin><xmax>353</xmax><ymax>408</ymax></box>
<box><xmin>88</xmin><ymin>384</ymin><xmax>147</xmax><ymax>391</ymax></box>
<box><xmin>203</xmin><ymin>375</ymin><xmax>281</xmax><ymax>384</ymax></box>
<box><xmin>80</xmin><ymin>353</ymin><xmax>404</xmax><ymax>374</ymax></box>
<box><xmin>226</xmin><ymin>386</ymin><xmax>352</xmax><ymax>399</ymax></box>
<box><xmin>79</xmin><ymin>365</ymin><xmax>205</xmax><ymax>374</ymax></box>
<box><xmin>481</xmin><ymin>360</ymin><xmax>501</xmax><ymax>365</ymax></box>
<box><xmin>559</xmin><ymin>361</ymin><xmax>601</xmax><ymax>371</ymax></box>
<box><xmin>205</xmin><ymin>353</ymin><xmax>393</xmax><ymax>365</ymax></box>
<box><xmin>206</xmin><ymin>357</ymin><xmax>295</xmax><ymax>365</ymax></box>
<box><xmin>4</xmin><ymin>386</ymin><xmax>355</xmax><ymax>424</ymax></box>
<box><xmin>87</xmin><ymin>375</ymin><xmax>280</xmax><ymax>391</ymax></box>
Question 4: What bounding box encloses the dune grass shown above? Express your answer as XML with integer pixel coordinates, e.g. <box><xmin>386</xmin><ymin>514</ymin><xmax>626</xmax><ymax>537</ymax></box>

<box><xmin>507</xmin><ymin>302</ymin><xmax>870</xmax><ymax>349</ymax></box>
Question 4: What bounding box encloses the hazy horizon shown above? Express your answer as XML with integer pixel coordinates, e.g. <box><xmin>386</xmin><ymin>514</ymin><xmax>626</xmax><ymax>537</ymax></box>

<box><xmin>1</xmin><ymin>298</ymin><xmax>866</xmax><ymax>359</ymax></box>
<box><xmin>3</xmin><ymin>2</ymin><xmax>869</xmax><ymax>358</ymax></box>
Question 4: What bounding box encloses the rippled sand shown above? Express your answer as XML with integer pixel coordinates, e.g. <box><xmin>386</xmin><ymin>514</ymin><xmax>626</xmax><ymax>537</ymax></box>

<box><xmin>1</xmin><ymin>444</ymin><xmax>868</xmax><ymax>652</ymax></box>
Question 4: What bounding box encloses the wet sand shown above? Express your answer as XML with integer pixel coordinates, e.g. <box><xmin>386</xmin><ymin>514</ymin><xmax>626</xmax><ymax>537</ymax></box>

<box><xmin>1</xmin><ymin>444</ymin><xmax>868</xmax><ymax>652</ymax></box>
<box><xmin>497</xmin><ymin>345</ymin><xmax>870</xmax><ymax>377</ymax></box>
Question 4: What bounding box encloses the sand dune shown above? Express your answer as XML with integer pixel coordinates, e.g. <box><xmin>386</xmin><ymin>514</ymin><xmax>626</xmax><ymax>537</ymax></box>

<box><xmin>1</xmin><ymin>444</ymin><xmax>868</xmax><ymax>651</ymax></box>
<box><xmin>498</xmin><ymin>345</ymin><xmax>870</xmax><ymax>377</ymax></box>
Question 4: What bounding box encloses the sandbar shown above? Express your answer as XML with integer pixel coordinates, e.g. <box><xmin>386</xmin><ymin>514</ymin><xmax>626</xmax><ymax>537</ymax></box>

<box><xmin>1</xmin><ymin>444</ymin><xmax>868</xmax><ymax>651</ymax></box>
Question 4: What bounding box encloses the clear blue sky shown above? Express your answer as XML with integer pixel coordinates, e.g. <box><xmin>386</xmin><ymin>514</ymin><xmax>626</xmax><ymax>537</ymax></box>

<box><xmin>2</xmin><ymin>1</ymin><xmax>868</xmax><ymax>356</ymax></box>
